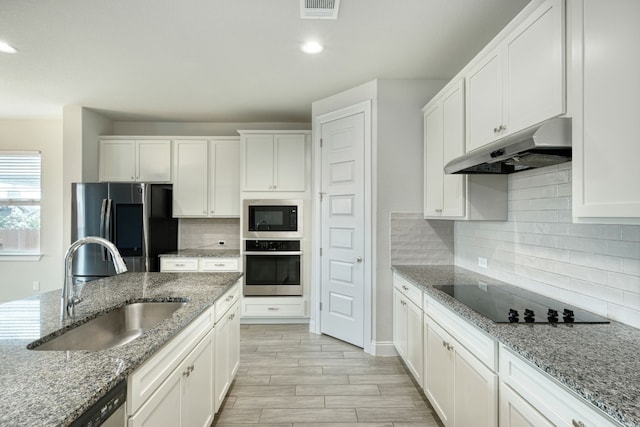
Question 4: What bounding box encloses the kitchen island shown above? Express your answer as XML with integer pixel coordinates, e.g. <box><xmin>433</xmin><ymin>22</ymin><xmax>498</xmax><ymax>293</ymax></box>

<box><xmin>0</xmin><ymin>271</ymin><xmax>242</xmax><ymax>426</ymax></box>
<box><xmin>393</xmin><ymin>265</ymin><xmax>640</xmax><ymax>427</ymax></box>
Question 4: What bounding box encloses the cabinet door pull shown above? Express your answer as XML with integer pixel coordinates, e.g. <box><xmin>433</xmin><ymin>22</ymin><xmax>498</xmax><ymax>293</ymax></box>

<box><xmin>267</xmin><ymin>307</ymin><xmax>279</xmax><ymax>311</ymax></box>
<box><xmin>572</xmin><ymin>421</ymin><xmax>586</xmax><ymax>427</ymax></box>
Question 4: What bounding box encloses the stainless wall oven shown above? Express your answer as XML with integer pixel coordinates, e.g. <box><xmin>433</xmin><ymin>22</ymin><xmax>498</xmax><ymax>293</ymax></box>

<box><xmin>244</xmin><ymin>239</ymin><xmax>302</xmax><ymax>296</ymax></box>
<box><xmin>243</xmin><ymin>199</ymin><xmax>302</xmax><ymax>239</ymax></box>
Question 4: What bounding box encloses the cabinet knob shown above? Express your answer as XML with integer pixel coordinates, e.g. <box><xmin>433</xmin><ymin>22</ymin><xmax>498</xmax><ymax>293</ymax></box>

<box><xmin>355</xmin><ymin>257</ymin><xmax>363</xmax><ymax>263</ymax></box>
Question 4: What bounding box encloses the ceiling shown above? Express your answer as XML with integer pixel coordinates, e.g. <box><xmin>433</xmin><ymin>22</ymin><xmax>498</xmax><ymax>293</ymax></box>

<box><xmin>0</xmin><ymin>0</ymin><xmax>530</xmax><ymax>123</ymax></box>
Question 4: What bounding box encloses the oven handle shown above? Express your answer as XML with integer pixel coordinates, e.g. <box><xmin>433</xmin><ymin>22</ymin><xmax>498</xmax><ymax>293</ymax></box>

<box><xmin>244</xmin><ymin>251</ymin><xmax>303</xmax><ymax>256</ymax></box>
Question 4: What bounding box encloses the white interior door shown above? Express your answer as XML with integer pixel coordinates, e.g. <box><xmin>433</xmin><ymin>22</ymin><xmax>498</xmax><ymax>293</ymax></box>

<box><xmin>320</xmin><ymin>112</ymin><xmax>365</xmax><ymax>348</ymax></box>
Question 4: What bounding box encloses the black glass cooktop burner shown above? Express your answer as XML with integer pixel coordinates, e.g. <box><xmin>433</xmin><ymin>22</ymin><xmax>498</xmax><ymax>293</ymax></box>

<box><xmin>433</xmin><ymin>282</ymin><xmax>610</xmax><ymax>324</ymax></box>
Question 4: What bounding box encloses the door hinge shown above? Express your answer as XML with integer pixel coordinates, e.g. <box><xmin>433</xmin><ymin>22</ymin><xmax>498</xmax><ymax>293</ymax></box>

<box><xmin>320</xmin><ymin>247</ymin><xmax>323</xmax><ymax>256</ymax></box>
<box><xmin>319</xmin><ymin>192</ymin><xmax>326</xmax><ymax>202</ymax></box>
<box><xmin>320</xmin><ymin>138</ymin><xmax>323</xmax><ymax>148</ymax></box>
<box><xmin>320</xmin><ymin>302</ymin><xmax>323</xmax><ymax>311</ymax></box>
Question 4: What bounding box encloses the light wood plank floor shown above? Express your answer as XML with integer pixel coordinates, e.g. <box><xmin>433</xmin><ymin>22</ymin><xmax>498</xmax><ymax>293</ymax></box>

<box><xmin>213</xmin><ymin>324</ymin><xmax>444</xmax><ymax>427</ymax></box>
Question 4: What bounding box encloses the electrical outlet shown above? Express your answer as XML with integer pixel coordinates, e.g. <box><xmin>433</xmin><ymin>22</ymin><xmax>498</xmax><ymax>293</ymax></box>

<box><xmin>32</xmin><ymin>281</ymin><xmax>40</xmax><ymax>291</ymax></box>
<box><xmin>478</xmin><ymin>257</ymin><xmax>488</xmax><ymax>269</ymax></box>
<box><xmin>217</xmin><ymin>240</ymin><xmax>226</xmax><ymax>246</ymax></box>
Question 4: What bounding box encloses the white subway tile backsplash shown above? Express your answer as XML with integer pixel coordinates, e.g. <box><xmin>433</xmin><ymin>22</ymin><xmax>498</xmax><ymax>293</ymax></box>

<box><xmin>454</xmin><ymin>164</ymin><xmax>640</xmax><ymax>328</ymax></box>
<box><xmin>179</xmin><ymin>218</ymin><xmax>240</xmax><ymax>250</ymax></box>
<box><xmin>607</xmin><ymin>240</ymin><xmax>640</xmax><ymax>259</ymax></box>
<box><xmin>623</xmin><ymin>225</ymin><xmax>640</xmax><ymax>242</ymax></box>
<box><xmin>557</xmin><ymin>236</ymin><xmax>607</xmax><ymax>255</ymax></box>
<box><xmin>390</xmin><ymin>213</ymin><xmax>453</xmax><ymax>265</ymax></box>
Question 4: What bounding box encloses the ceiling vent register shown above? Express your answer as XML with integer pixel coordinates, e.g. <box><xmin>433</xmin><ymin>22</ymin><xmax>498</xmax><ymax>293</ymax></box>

<box><xmin>300</xmin><ymin>0</ymin><xmax>341</xmax><ymax>19</ymax></box>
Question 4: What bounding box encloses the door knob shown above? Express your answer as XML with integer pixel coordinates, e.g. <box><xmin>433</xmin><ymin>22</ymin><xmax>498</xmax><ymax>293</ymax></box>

<box><xmin>355</xmin><ymin>257</ymin><xmax>362</xmax><ymax>263</ymax></box>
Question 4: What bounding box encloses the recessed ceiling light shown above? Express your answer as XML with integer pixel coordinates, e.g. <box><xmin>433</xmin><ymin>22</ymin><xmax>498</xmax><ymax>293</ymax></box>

<box><xmin>0</xmin><ymin>41</ymin><xmax>17</xmax><ymax>54</ymax></box>
<box><xmin>301</xmin><ymin>41</ymin><xmax>323</xmax><ymax>54</ymax></box>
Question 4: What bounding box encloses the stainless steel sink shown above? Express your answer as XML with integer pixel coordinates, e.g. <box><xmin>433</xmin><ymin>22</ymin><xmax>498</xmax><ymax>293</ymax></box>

<box><xmin>30</xmin><ymin>301</ymin><xmax>186</xmax><ymax>351</ymax></box>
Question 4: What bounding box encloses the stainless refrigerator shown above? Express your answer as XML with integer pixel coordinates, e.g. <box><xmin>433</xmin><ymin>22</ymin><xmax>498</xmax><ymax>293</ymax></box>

<box><xmin>71</xmin><ymin>183</ymin><xmax>178</xmax><ymax>282</ymax></box>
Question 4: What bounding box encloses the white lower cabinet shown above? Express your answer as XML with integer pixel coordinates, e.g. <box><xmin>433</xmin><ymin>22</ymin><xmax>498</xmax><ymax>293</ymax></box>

<box><xmin>127</xmin><ymin>281</ymin><xmax>242</xmax><ymax>427</ymax></box>
<box><xmin>241</xmin><ymin>296</ymin><xmax>305</xmax><ymax>318</ymax></box>
<box><xmin>128</xmin><ymin>309</ymin><xmax>215</xmax><ymax>427</ymax></box>
<box><xmin>392</xmin><ymin>287</ymin><xmax>423</xmax><ymax>384</ymax></box>
<box><xmin>214</xmin><ymin>300</ymin><xmax>240</xmax><ymax>412</ymax></box>
<box><xmin>129</xmin><ymin>329</ymin><xmax>213</xmax><ymax>427</ymax></box>
<box><xmin>160</xmin><ymin>256</ymin><xmax>240</xmax><ymax>273</ymax></box>
<box><xmin>392</xmin><ymin>273</ymin><xmax>424</xmax><ymax>385</ymax></box>
<box><xmin>424</xmin><ymin>314</ymin><xmax>497</xmax><ymax>427</ymax></box>
<box><xmin>499</xmin><ymin>382</ymin><xmax>554</xmax><ymax>427</ymax></box>
<box><xmin>499</xmin><ymin>345</ymin><xmax>622</xmax><ymax>427</ymax></box>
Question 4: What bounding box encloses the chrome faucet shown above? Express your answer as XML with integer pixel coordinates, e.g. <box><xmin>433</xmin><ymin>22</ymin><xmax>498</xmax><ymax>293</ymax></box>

<box><xmin>62</xmin><ymin>236</ymin><xmax>128</xmax><ymax>320</ymax></box>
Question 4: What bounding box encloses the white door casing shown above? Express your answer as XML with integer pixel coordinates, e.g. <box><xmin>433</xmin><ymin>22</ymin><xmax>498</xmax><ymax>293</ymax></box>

<box><xmin>319</xmin><ymin>112</ymin><xmax>366</xmax><ymax>348</ymax></box>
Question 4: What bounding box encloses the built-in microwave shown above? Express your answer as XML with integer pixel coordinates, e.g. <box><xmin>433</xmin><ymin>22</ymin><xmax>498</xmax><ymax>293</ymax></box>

<box><xmin>243</xmin><ymin>199</ymin><xmax>302</xmax><ymax>239</ymax></box>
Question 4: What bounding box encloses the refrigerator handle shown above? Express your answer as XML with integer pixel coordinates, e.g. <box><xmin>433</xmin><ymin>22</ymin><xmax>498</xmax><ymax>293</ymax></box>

<box><xmin>100</xmin><ymin>198</ymin><xmax>108</xmax><ymax>261</ymax></box>
<box><xmin>104</xmin><ymin>198</ymin><xmax>113</xmax><ymax>261</ymax></box>
<box><xmin>142</xmin><ymin>184</ymin><xmax>150</xmax><ymax>272</ymax></box>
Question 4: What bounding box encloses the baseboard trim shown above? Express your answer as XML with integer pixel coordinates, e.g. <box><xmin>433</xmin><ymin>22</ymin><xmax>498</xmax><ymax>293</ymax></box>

<box><xmin>370</xmin><ymin>340</ymin><xmax>398</xmax><ymax>357</ymax></box>
<box><xmin>240</xmin><ymin>317</ymin><xmax>310</xmax><ymax>325</ymax></box>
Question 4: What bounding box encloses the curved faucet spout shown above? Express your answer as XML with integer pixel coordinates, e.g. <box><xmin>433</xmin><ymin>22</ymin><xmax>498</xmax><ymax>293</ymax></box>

<box><xmin>62</xmin><ymin>236</ymin><xmax>128</xmax><ymax>320</ymax></box>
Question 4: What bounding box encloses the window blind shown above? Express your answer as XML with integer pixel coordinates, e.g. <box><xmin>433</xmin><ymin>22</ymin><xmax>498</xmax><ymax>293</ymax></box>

<box><xmin>0</xmin><ymin>152</ymin><xmax>41</xmax><ymax>202</ymax></box>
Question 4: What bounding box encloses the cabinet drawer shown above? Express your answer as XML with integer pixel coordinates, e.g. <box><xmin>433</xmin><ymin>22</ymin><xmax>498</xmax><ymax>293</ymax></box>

<box><xmin>199</xmin><ymin>257</ymin><xmax>239</xmax><ymax>272</ymax></box>
<box><xmin>499</xmin><ymin>345</ymin><xmax>621</xmax><ymax>427</ymax></box>
<box><xmin>214</xmin><ymin>281</ymin><xmax>241</xmax><ymax>323</ymax></box>
<box><xmin>242</xmin><ymin>297</ymin><xmax>305</xmax><ymax>317</ymax></box>
<box><xmin>393</xmin><ymin>272</ymin><xmax>423</xmax><ymax>309</ymax></box>
<box><xmin>424</xmin><ymin>293</ymin><xmax>497</xmax><ymax>371</ymax></box>
<box><xmin>160</xmin><ymin>257</ymin><xmax>198</xmax><ymax>272</ymax></box>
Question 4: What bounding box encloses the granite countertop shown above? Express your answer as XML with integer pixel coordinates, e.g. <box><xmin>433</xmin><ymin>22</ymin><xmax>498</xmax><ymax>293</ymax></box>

<box><xmin>392</xmin><ymin>265</ymin><xmax>640</xmax><ymax>427</ymax></box>
<box><xmin>159</xmin><ymin>248</ymin><xmax>240</xmax><ymax>258</ymax></box>
<box><xmin>0</xmin><ymin>271</ymin><xmax>242</xmax><ymax>427</ymax></box>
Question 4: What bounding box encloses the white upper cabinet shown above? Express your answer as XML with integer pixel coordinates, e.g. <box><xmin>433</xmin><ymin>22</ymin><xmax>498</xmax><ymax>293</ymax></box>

<box><xmin>424</xmin><ymin>81</ymin><xmax>466</xmax><ymax>218</ymax></box>
<box><xmin>99</xmin><ymin>139</ymin><xmax>172</xmax><ymax>182</ymax></box>
<box><xmin>572</xmin><ymin>0</ymin><xmax>640</xmax><ymax>220</ymax></box>
<box><xmin>423</xmin><ymin>80</ymin><xmax>507</xmax><ymax>220</ymax></box>
<box><xmin>173</xmin><ymin>138</ymin><xmax>240</xmax><ymax>218</ymax></box>
<box><xmin>210</xmin><ymin>139</ymin><xmax>241</xmax><ymax>217</ymax></box>
<box><xmin>466</xmin><ymin>0</ymin><xmax>565</xmax><ymax>152</ymax></box>
<box><xmin>240</xmin><ymin>131</ymin><xmax>309</xmax><ymax>192</ymax></box>
<box><xmin>466</xmin><ymin>52</ymin><xmax>504</xmax><ymax>153</ymax></box>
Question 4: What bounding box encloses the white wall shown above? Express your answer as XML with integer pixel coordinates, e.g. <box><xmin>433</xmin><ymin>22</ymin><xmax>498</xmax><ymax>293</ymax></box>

<box><xmin>311</xmin><ymin>79</ymin><xmax>446</xmax><ymax>352</ymax></box>
<box><xmin>374</xmin><ymin>79</ymin><xmax>446</xmax><ymax>345</ymax></box>
<box><xmin>62</xmin><ymin>106</ymin><xmax>113</xmax><ymax>247</ymax></box>
<box><xmin>456</xmin><ymin>162</ymin><xmax>640</xmax><ymax>328</ymax></box>
<box><xmin>0</xmin><ymin>120</ymin><xmax>64</xmax><ymax>302</ymax></box>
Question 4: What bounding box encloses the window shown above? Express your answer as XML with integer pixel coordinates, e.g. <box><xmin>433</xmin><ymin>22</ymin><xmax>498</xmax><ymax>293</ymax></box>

<box><xmin>0</xmin><ymin>152</ymin><xmax>41</xmax><ymax>254</ymax></box>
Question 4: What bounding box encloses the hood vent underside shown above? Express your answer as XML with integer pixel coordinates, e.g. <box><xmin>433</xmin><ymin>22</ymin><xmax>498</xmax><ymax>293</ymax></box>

<box><xmin>444</xmin><ymin>117</ymin><xmax>572</xmax><ymax>174</ymax></box>
<box><xmin>300</xmin><ymin>0</ymin><xmax>341</xmax><ymax>19</ymax></box>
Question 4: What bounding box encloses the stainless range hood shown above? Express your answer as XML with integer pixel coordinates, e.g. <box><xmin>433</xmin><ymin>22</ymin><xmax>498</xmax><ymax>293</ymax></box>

<box><xmin>444</xmin><ymin>117</ymin><xmax>571</xmax><ymax>174</ymax></box>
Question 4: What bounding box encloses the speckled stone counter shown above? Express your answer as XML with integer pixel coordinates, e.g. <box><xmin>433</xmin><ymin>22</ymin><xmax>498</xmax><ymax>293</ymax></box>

<box><xmin>159</xmin><ymin>249</ymin><xmax>240</xmax><ymax>258</ymax></box>
<box><xmin>392</xmin><ymin>265</ymin><xmax>640</xmax><ymax>427</ymax></box>
<box><xmin>0</xmin><ymin>271</ymin><xmax>242</xmax><ymax>427</ymax></box>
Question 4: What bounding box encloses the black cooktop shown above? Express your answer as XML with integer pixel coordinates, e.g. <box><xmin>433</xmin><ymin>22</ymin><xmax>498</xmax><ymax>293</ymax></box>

<box><xmin>433</xmin><ymin>282</ymin><xmax>610</xmax><ymax>324</ymax></box>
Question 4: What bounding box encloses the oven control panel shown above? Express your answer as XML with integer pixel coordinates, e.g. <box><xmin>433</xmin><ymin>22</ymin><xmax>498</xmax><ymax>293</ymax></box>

<box><xmin>245</xmin><ymin>240</ymin><xmax>300</xmax><ymax>252</ymax></box>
